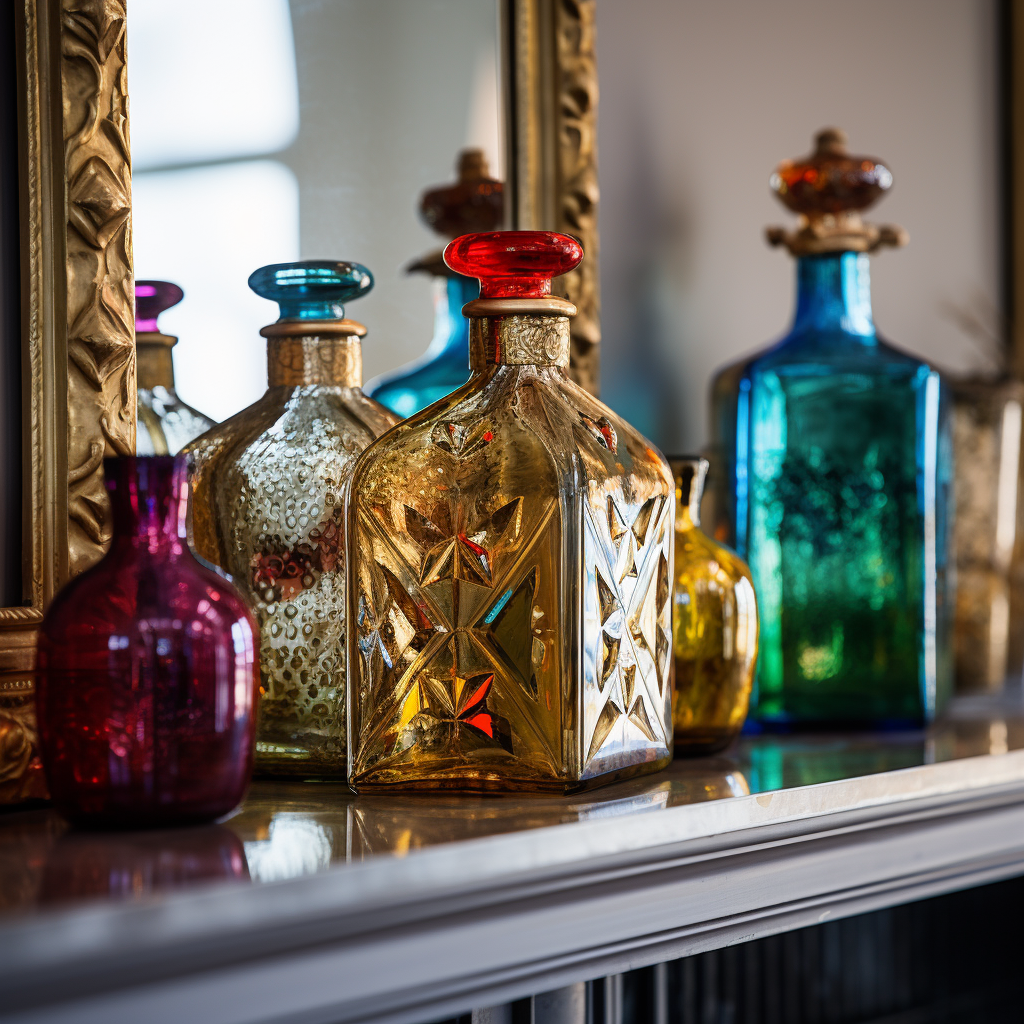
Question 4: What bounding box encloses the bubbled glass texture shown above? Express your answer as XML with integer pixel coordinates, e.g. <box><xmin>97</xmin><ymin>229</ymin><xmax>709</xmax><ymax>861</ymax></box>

<box><xmin>348</xmin><ymin>357</ymin><xmax>675</xmax><ymax>793</ymax></box>
<box><xmin>35</xmin><ymin>457</ymin><xmax>259</xmax><ymax>827</ymax></box>
<box><xmin>716</xmin><ymin>253</ymin><xmax>952</xmax><ymax>726</ymax></box>
<box><xmin>137</xmin><ymin>385</ymin><xmax>215</xmax><ymax>456</ymax></box>
<box><xmin>670</xmin><ymin>460</ymin><xmax>758</xmax><ymax>755</ymax></box>
<box><xmin>188</xmin><ymin>382</ymin><xmax>398</xmax><ymax>778</ymax></box>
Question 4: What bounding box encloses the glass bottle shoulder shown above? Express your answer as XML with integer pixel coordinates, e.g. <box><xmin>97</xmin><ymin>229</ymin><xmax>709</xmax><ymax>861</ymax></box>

<box><xmin>137</xmin><ymin>386</ymin><xmax>215</xmax><ymax>456</ymax></box>
<box><xmin>188</xmin><ymin>385</ymin><xmax>399</xmax><ymax>472</ymax></box>
<box><xmin>744</xmin><ymin>328</ymin><xmax>935</xmax><ymax>385</ymax></box>
<box><xmin>368</xmin><ymin>353</ymin><xmax>471</xmax><ymax>419</ymax></box>
<box><xmin>676</xmin><ymin>525</ymin><xmax>752</xmax><ymax>586</ymax></box>
<box><xmin>352</xmin><ymin>365</ymin><xmax>672</xmax><ymax>509</ymax></box>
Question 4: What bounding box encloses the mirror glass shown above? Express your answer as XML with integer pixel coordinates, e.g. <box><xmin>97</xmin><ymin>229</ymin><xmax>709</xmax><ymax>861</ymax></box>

<box><xmin>129</xmin><ymin>0</ymin><xmax>502</xmax><ymax>422</ymax></box>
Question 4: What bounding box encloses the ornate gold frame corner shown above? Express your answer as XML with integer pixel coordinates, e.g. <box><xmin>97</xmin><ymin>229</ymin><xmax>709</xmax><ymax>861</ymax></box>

<box><xmin>504</xmin><ymin>0</ymin><xmax>600</xmax><ymax>395</ymax></box>
<box><xmin>1</xmin><ymin>0</ymin><xmax>135</xmax><ymax>803</ymax></box>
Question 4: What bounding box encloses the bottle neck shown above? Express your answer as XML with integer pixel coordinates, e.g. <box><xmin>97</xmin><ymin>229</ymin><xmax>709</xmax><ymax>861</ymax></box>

<box><xmin>136</xmin><ymin>333</ymin><xmax>177</xmax><ymax>391</ymax></box>
<box><xmin>106</xmin><ymin>456</ymin><xmax>189</xmax><ymax>556</ymax></box>
<box><xmin>428</xmin><ymin>275</ymin><xmax>477</xmax><ymax>359</ymax></box>
<box><xmin>670</xmin><ymin>458</ymin><xmax>706</xmax><ymax>531</ymax></box>
<box><xmin>791</xmin><ymin>252</ymin><xmax>875</xmax><ymax>340</ymax></box>
<box><xmin>467</xmin><ymin>312</ymin><xmax>572</xmax><ymax>370</ymax></box>
<box><xmin>262</xmin><ymin>322</ymin><xmax>366</xmax><ymax>387</ymax></box>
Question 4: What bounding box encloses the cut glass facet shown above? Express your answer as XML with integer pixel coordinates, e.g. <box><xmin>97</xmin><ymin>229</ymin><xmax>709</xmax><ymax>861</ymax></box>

<box><xmin>348</xmin><ymin>231</ymin><xmax>674</xmax><ymax>792</ymax></box>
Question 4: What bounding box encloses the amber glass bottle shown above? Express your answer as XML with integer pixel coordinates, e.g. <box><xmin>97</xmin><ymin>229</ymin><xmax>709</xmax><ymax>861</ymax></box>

<box><xmin>187</xmin><ymin>262</ymin><xmax>399</xmax><ymax>778</ymax></box>
<box><xmin>670</xmin><ymin>457</ymin><xmax>757</xmax><ymax>755</ymax></box>
<box><xmin>347</xmin><ymin>231</ymin><xmax>675</xmax><ymax>793</ymax></box>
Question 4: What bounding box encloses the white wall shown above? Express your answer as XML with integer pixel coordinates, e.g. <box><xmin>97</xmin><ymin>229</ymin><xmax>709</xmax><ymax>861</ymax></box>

<box><xmin>597</xmin><ymin>0</ymin><xmax>1001</xmax><ymax>454</ymax></box>
<box><xmin>130</xmin><ymin>0</ymin><xmax>500</xmax><ymax>421</ymax></box>
<box><xmin>286</xmin><ymin>0</ymin><xmax>502</xmax><ymax>388</ymax></box>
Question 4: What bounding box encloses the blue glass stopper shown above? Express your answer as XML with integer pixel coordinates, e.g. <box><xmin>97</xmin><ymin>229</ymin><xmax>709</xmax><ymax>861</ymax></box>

<box><xmin>248</xmin><ymin>261</ymin><xmax>374</xmax><ymax>321</ymax></box>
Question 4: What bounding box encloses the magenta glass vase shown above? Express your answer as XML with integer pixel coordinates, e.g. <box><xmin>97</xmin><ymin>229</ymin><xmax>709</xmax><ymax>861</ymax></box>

<box><xmin>35</xmin><ymin>456</ymin><xmax>259</xmax><ymax>827</ymax></box>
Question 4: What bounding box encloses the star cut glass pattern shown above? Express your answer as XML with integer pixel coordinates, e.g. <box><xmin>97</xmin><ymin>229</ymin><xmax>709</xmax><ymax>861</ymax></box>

<box><xmin>581</xmin><ymin>492</ymin><xmax>673</xmax><ymax>779</ymax></box>
<box><xmin>347</xmin><ymin>233</ymin><xmax>674</xmax><ymax>793</ymax></box>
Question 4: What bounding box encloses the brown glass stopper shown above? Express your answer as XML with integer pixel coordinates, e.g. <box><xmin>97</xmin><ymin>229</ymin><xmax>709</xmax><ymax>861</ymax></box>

<box><xmin>766</xmin><ymin>128</ymin><xmax>908</xmax><ymax>257</ymax></box>
<box><xmin>408</xmin><ymin>150</ymin><xmax>505</xmax><ymax>278</ymax></box>
<box><xmin>420</xmin><ymin>148</ymin><xmax>504</xmax><ymax>239</ymax></box>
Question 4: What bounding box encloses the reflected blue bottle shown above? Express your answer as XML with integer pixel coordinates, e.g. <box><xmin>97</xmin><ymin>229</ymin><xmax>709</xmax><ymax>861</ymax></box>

<box><xmin>367</xmin><ymin>148</ymin><xmax>502</xmax><ymax>417</ymax></box>
<box><xmin>367</xmin><ymin>273</ymin><xmax>478</xmax><ymax>418</ymax></box>
<box><xmin>712</xmin><ymin>129</ymin><xmax>953</xmax><ymax>728</ymax></box>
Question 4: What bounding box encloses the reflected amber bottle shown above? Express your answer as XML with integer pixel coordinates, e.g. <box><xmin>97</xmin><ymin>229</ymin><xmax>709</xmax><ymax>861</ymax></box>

<box><xmin>670</xmin><ymin>457</ymin><xmax>758</xmax><ymax>755</ymax></box>
<box><xmin>187</xmin><ymin>262</ymin><xmax>400</xmax><ymax>778</ymax></box>
<box><xmin>347</xmin><ymin>231</ymin><xmax>675</xmax><ymax>793</ymax></box>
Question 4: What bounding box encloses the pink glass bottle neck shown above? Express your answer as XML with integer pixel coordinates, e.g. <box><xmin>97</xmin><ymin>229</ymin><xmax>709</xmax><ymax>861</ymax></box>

<box><xmin>106</xmin><ymin>457</ymin><xmax>189</xmax><ymax>555</ymax></box>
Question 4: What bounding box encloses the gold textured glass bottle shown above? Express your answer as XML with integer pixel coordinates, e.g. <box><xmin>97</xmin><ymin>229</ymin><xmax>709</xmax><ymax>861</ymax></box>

<box><xmin>670</xmin><ymin>457</ymin><xmax>758</xmax><ymax>755</ymax></box>
<box><xmin>187</xmin><ymin>262</ymin><xmax>400</xmax><ymax>777</ymax></box>
<box><xmin>347</xmin><ymin>231</ymin><xmax>675</xmax><ymax>793</ymax></box>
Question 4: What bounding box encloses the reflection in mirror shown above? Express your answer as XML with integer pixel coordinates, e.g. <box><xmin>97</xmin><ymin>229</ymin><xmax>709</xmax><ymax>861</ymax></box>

<box><xmin>129</xmin><ymin>0</ymin><xmax>502</xmax><ymax>424</ymax></box>
<box><xmin>0</xmin><ymin>9</ymin><xmax>21</xmax><ymax>607</ymax></box>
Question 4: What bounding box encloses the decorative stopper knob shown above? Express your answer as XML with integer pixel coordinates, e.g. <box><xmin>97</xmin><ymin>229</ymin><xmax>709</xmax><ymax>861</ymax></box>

<box><xmin>444</xmin><ymin>230</ymin><xmax>584</xmax><ymax>299</ymax></box>
<box><xmin>766</xmin><ymin>128</ymin><xmax>908</xmax><ymax>257</ymax></box>
<box><xmin>135</xmin><ymin>280</ymin><xmax>183</xmax><ymax>334</ymax></box>
<box><xmin>248</xmin><ymin>261</ymin><xmax>373</xmax><ymax>321</ymax></box>
<box><xmin>420</xmin><ymin>148</ymin><xmax>504</xmax><ymax>239</ymax></box>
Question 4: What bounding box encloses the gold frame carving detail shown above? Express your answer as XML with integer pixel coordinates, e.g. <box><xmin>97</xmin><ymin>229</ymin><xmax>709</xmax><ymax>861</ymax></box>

<box><xmin>505</xmin><ymin>0</ymin><xmax>600</xmax><ymax>395</ymax></box>
<box><xmin>62</xmin><ymin>0</ymin><xmax>135</xmax><ymax>572</ymax></box>
<box><xmin>1</xmin><ymin>0</ymin><xmax>134</xmax><ymax>803</ymax></box>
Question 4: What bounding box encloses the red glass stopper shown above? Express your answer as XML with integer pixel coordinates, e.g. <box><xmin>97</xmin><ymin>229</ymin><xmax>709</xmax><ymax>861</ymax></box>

<box><xmin>443</xmin><ymin>230</ymin><xmax>584</xmax><ymax>298</ymax></box>
<box><xmin>135</xmin><ymin>280</ymin><xmax>184</xmax><ymax>333</ymax></box>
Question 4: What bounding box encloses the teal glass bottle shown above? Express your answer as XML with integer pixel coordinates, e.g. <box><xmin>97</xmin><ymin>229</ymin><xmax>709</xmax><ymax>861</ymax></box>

<box><xmin>368</xmin><ymin>274</ymin><xmax>479</xmax><ymax>418</ymax></box>
<box><xmin>367</xmin><ymin>149</ymin><xmax>502</xmax><ymax>417</ymax></box>
<box><xmin>714</xmin><ymin>129</ymin><xmax>953</xmax><ymax>727</ymax></box>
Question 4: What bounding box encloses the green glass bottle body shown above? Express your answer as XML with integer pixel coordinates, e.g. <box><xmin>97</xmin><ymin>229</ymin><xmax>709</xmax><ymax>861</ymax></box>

<box><xmin>716</xmin><ymin>252</ymin><xmax>953</xmax><ymax>726</ymax></box>
<box><xmin>187</xmin><ymin>262</ymin><xmax>400</xmax><ymax>777</ymax></box>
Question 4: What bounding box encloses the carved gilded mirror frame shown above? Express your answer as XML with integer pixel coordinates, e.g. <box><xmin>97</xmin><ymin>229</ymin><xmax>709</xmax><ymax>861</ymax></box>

<box><xmin>2</xmin><ymin>0</ymin><xmax>134</xmax><ymax>802</ymax></box>
<box><xmin>0</xmin><ymin>0</ymin><xmax>599</xmax><ymax>802</ymax></box>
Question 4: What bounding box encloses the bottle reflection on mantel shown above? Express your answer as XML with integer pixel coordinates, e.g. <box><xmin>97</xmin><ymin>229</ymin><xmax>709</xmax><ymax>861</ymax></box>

<box><xmin>226</xmin><ymin>762</ymin><xmax>751</xmax><ymax>874</ymax></box>
<box><xmin>38</xmin><ymin>826</ymin><xmax>249</xmax><ymax>905</ymax></box>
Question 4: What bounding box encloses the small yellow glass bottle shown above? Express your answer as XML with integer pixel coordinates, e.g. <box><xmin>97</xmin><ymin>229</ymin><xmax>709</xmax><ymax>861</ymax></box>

<box><xmin>670</xmin><ymin>457</ymin><xmax>758</xmax><ymax>755</ymax></box>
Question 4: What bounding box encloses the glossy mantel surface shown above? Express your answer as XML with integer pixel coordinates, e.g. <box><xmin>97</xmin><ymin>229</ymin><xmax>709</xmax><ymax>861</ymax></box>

<box><xmin>1</xmin><ymin>694</ymin><xmax>1022</xmax><ymax>915</ymax></box>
